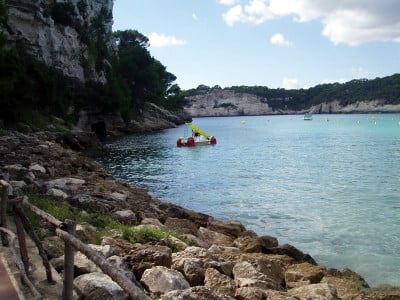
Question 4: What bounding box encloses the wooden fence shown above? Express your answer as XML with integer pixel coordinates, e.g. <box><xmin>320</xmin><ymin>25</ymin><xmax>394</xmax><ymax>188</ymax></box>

<box><xmin>0</xmin><ymin>180</ymin><xmax>150</xmax><ymax>300</ymax></box>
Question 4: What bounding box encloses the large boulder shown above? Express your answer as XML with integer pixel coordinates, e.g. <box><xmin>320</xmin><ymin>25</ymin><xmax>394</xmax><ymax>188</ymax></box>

<box><xmin>161</xmin><ymin>286</ymin><xmax>235</xmax><ymax>300</ymax></box>
<box><xmin>285</xmin><ymin>262</ymin><xmax>326</xmax><ymax>288</ymax></box>
<box><xmin>204</xmin><ymin>268</ymin><xmax>236</xmax><ymax>298</ymax></box>
<box><xmin>238</xmin><ymin>254</ymin><xmax>286</xmax><ymax>287</ymax></box>
<box><xmin>233</xmin><ymin>235</ymin><xmax>264</xmax><ymax>253</ymax></box>
<box><xmin>263</xmin><ymin>244</ymin><xmax>316</xmax><ymax>264</ymax></box>
<box><xmin>321</xmin><ymin>276</ymin><xmax>364</xmax><ymax>300</ymax></box>
<box><xmin>164</xmin><ymin>217</ymin><xmax>198</xmax><ymax>235</ymax></box>
<box><xmin>140</xmin><ymin>266</ymin><xmax>190</xmax><ymax>297</ymax></box>
<box><xmin>288</xmin><ymin>283</ymin><xmax>339</xmax><ymax>300</ymax></box>
<box><xmin>198</xmin><ymin>227</ymin><xmax>234</xmax><ymax>247</ymax></box>
<box><xmin>123</xmin><ymin>244</ymin><xmax>172</xmax><ymax>279</ymax></box>
<box><xmin>232</xmin><ymin>261</ymin><xmax>283</xmax><ymax>291</ymax></box>
<box><xmin>175</xmin><ymin>258</ymin><xmax>205</xmax><ymax>286</ymax></box>
<box><xmin>260</xmin><ymin>235</ymin><xmax>279</xmax><ymax>248</ymax></box>
<box><xmin>74</xmin><ymin>252</ymin><xmax>101</xmax><ymax>275</ymax></box>
<box><xmin>113</xmin><ymin>210</ymin><xmax>137</xmax><ymax>225</ymax></box>
<box><xmin>235</xmin><ymin>287</ymin><xmax>297</xmax><ymax>300</ymax></box>
<box><xmin>207</xmin><ymin>219</ymin><xmax>246</xmax><ymax>238</ymax></box>
<box><xmin>107</xmin><ymin>255</ymin><xmax>138</xmax><ymax>284</ymax></box>
<box><xmin>74</xmin><ymin>272</ymin><xmax>127</xmax><ymax>300</ymax></box>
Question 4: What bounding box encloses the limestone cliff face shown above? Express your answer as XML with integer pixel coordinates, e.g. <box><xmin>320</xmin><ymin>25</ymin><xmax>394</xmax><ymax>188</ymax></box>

<box><xmin>3</xmin><ymin>0</ymin><xmax>113</xmax><ymax>83</ymax></box>
<box><xmin>310</xmin><ymin>100</ymin><xmax>400</xmax><ymax>114</ymax></box>
<box><xmin>185</xmin><ymin>89</ymin><xmax>400</xmax><ymax>117</ymax></box>
<box><xmin>185</xmin><ymin>89</ymin><xmax>274</xmax><ymax>117</ymax></box>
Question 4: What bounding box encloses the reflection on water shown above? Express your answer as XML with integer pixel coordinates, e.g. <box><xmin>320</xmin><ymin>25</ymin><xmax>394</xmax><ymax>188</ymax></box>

<box><xmin>88</xmin><ymin>114</ymin><xmax>400</xmax><ymax>286</ymax></box>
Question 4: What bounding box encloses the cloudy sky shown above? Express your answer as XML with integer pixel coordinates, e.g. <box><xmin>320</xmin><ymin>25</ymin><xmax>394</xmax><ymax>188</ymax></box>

<box><xmin>113</xmin><ymin>0</ymin><xmax>400</xmax><ymax>90</ymax></box>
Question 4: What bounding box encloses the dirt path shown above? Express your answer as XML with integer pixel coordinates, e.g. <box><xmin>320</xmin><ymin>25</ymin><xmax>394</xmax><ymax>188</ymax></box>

<box><xmin>0</xmin><ymin>254</ymin><xmax>21</xmax><ymax>300</ymax></box>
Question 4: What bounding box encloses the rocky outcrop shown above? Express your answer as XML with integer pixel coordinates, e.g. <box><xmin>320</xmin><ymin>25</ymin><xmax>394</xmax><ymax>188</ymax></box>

<box><xmin>4</xmin><ymin>0</ymin><xmax>113</xmax><ymax>83</ymax></box>
<box><xmin>76</xmin><ymin>103</ymin><xmax>189</xmax><ymax>136</ymax></box>
<box><xmin>185</xmin><ymin>89</ymin><xmax>400</xmax><ymax>117</ymax></box>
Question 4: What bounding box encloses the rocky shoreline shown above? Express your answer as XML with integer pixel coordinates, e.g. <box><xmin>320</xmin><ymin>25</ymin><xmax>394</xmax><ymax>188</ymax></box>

<box><xmin>1</xmin><ymin>131</ymin><xmax>399</xmax><ymax>300</ymax></box>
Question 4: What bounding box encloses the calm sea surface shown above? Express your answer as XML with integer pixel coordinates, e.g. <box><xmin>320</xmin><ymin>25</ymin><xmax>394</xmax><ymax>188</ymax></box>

<box><xmin>89</xmin><ymin>114</ymin><xmax>400</xmax><ymax>286</ymax></box>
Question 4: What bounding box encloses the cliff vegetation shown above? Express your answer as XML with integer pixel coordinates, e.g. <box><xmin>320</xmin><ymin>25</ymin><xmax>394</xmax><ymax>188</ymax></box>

<box><xmin>187</xmin><ymin>74</ymin><xmax>400</xmax><ymax>112</ymax></box>
<box><xmin>0</xmin><ymin>1</ymin><xmax>187</xmax><ymax>129</ymax></box>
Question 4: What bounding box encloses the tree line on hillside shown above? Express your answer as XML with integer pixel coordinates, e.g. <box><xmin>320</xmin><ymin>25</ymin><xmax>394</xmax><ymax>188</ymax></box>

<box><xmin>0</xmin><ymin>1</ymin><xmax>187</xmax><ymax>127</ymax></box>
<box><xmin>187</xmin><ymin>75</ymin><xmax>400</xmax><ymax>111</ymax></box>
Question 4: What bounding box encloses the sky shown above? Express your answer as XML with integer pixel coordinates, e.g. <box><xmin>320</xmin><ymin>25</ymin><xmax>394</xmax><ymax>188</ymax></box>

<box><xmin>112</xmin><ymin>0</ymin><xmax>400</xmax><ymax>90</ymax></box>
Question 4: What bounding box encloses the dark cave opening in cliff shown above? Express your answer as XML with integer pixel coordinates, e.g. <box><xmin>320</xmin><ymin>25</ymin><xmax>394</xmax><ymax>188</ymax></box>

<box><xmin>91</xmin><ymin>121</ymin><xmax>107</xmax><ymax>138</ymax></box>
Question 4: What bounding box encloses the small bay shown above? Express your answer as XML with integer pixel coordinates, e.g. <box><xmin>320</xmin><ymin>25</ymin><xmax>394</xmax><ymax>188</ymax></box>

<box><xmin>89</xmin><ymin>114</ymin><xmax>400</xmax><ymax>286</ymax></box>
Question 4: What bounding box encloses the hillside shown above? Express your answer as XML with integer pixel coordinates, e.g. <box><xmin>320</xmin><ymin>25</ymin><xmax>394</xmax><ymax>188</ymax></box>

<box><xmin>185</xmin><ymin>75</ymin><xmax>400</xmax><ymax>117</ymax></box>
<box><xmin>0</xmin><ymin>0</ymin><xmax>188</xmax><ymax>134</ymax></box>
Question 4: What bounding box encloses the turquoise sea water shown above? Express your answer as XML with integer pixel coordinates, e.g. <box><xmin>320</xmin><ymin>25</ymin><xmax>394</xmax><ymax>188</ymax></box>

<box><xmin>89</xmin><ymin>114</ymin><xmax>400</xmax><ymax>286</ymax></box>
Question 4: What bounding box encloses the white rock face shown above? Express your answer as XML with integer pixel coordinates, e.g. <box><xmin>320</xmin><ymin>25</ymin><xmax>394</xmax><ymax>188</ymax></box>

<box><xmin>186</xmin><ymin>90</ymin><xmax>400</xmax><ymax>117</ymax></box>
<box><xmin>186</xmin><ymin>89</ymin><xmax>272</xmax><ymax>117</ymax></box>
<box><xmin>4</xmin><ymin>0</ymin><xmax>114</xmax><ymax>83</ymax></box>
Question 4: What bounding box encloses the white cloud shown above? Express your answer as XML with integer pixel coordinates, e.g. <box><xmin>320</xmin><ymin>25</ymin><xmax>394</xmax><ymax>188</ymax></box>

<box><xmin>218</xmin><ymin>0</ymin><xmax>240</xmax><ymax>5</ymax></box>
<box><xmin>220</xmin><ymin>0</ymin><xmax>400</xmax><ymax>45</ymax></box>
<box><xmin>223</xmin><ymin>0</ymin><xmax>274</xmax><ymax>26</ymax></box>
<box><xmin>282</xmin><ymin>78</ymin><xmax>299</xmax><ymax>89</ymax></box>
<box><xmin>192</xmin><ymin>13</ymin><xmax>199</xmax><ymax>21</ymax></box>
<box><xmin>270</xmin><ymin>33</ymin><xmax>293</xmax><ymax>46</ymax></box>
<box><xmin>351</xmin><ymin>67</ymin><xmax>369</xmax><ymax>78</ymax></box>
<box><xmin>147</xmin><ymin>33</ymin><xmax>187</xmax><ymax>48</ymax></box>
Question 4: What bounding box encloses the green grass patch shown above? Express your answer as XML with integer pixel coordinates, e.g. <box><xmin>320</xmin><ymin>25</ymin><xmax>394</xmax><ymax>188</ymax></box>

<box><xmin>20</xmin><ymin>188</ymin><xmax>190</xmax><ymax>250</ymax></box>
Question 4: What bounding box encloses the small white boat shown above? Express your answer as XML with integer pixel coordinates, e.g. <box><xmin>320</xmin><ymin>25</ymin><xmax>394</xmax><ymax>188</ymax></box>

<box><xmin>304</xmin><ymin>113</ymin><xmax>313</xmax><ymax>121</ymax></box>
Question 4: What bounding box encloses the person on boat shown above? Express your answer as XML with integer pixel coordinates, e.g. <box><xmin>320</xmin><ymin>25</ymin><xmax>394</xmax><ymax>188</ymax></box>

<box><xmin>194</xmin><ymin>132</ymin><xmax>201</xmax><ymax>142</ymax></box>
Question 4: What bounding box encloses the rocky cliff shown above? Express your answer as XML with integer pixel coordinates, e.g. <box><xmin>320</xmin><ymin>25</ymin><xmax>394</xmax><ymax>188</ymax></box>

<box><xmin>185</xmin><ymin>89</ymin><xmax>400</xmax><ymax>117</ymax></box>
<box><xmin>185</xmin><ymin>89</ymin><xmax>274</xmax><ymax>117</ymax></box>
<box><xmin>3</xmin><ymin>0</ymin><xmax>113</xmax><ymax>83</ymax></box>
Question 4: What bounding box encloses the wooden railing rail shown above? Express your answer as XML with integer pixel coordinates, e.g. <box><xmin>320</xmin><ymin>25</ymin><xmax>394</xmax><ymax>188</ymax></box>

<box><xmin>0</xmin><ymin>181</ymin><xmax>150</xmax><ymax>300</ymax></box>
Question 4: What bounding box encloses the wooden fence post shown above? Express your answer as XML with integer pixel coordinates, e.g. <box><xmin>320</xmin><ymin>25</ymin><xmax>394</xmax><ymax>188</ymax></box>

<box><xmin>62</xmin><ymin>220</ymin><xmax>75</xmax><ymax>300</ymax></box>
<box><xmin>0</xmin><ymin>227</ymin><xmax>42</xmax><ymax>300</ymax></box>
<box><xmin>14</xmin><ymin>212</ymin><xmax>30</xmax><ymax>275</ymax></box>
<box><xmin>13</xmin><ymin>205</ymin><xmax>55</xmax><ymax>284</ymax></box>
<box><xmin>0</xmin><ymin>180</ymin><xmax>9</xmax><ymax>246</ymax></box>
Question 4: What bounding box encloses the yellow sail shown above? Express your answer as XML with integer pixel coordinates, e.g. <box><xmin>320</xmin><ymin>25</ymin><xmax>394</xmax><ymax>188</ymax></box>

<box><xmin>185</xmin><ymin>122</ymin><xmax>212</xmax><ymax>138</ymax></box>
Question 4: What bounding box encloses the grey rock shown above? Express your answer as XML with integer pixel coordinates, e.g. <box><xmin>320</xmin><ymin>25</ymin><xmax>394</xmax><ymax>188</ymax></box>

<box><xmin>113</xmin><ymin>210</ymin><xmax>137</xmax><ymax>225</ymax></box>
<box><xmin>89</xmin><ymin>244</ymin><xmax>114</xmax><ymax>258</ymax></box>
<box><xmin>161</xmin><ymin>286</ymin><xmax>235</xmax><ymax>300</ymax></box>
<box><xmin>10</xmin><ymin>180</ymin><xmax>27</xmax><ymax>189</ymax></box>
<box><xmin>207</xmin><ymin>219</ymin><xmax>246</xmax><ymax>238</ymax></box>
<box><xmin>198</xmin><ymin>227</ymin><xmax>234</xmax><ymax>247</ymax></box>
<box><xmin>29</xmin><ymin>163</ymin><xmax>46</xmax><ymax>174</ymax></box>
<box><xmin>181</xmin><ymin>258</ymin><xmax>205</xmax><ymax>286</ymax></box>
<box><xmin>74</xmin><ymin>272</ymin><xmax>128</xmax><ymax>300</ymax></box>
<box><xmin>46</xmin><ymin>188</ymin><xmax>68</xmax><ymax>199</ymax></box>
<box><xmin>288</xmin><ymin>283</ymin><xmax>339</xmax><ymax>300</ymax></box>
<box><xmin>45</xmin><ymin>177</ymin><xmax>85</xmax><ymax>191</ymax></box>
<box><xmin>204</xmin><ymin>268</ymin><xmax>236</xmax><ymax>298</ymax></box>
<box><xmin>140</xmin><ymin>266</ymin><xmax>190</xmax><ymax>296</ymax></box>
<box><xmin>106</xmin><ymin>255</ymin><xmax>136</xmax><ymax>283</ymax></box>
